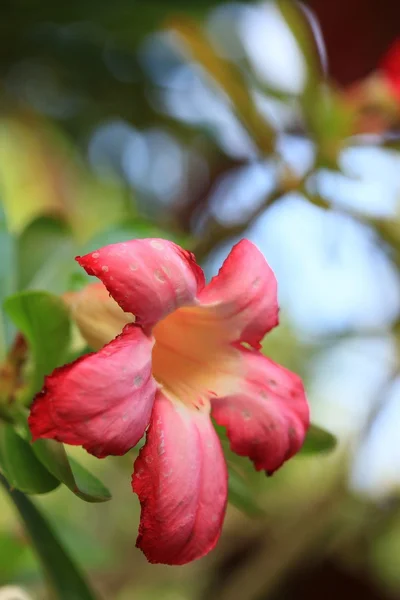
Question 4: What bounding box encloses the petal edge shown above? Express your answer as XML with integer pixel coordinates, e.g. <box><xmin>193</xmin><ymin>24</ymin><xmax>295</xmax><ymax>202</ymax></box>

<box><xmin>199</xmin><ymin>240</ymin><xmax>278</xmax><ymax>349</ymax></box>
<box><xmin>77</xmin><ymin>239</ymin><xmax>205</xmax><ymax>330</ymax></box>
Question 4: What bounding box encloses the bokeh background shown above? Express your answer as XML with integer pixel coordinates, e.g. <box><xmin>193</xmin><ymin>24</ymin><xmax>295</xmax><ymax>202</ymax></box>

<box><xmin>2</xmin><ymin>0</ymin><xmax>400</xmax><ymax>598</ymax></box>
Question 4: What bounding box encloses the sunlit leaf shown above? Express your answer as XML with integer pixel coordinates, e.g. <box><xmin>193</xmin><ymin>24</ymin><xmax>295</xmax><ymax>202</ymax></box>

<box><xmin>70</xmin><ymin>178</ymin><xmax>131</xmax><ymax>244</ymax></box>
<box><xmin>0</xmin><ymin>424</ymin><xmax>59</xmax><ymax>494</ymax></box>
<box><xmin>0</xmin><ymin>474</ymin><xmax>98</xmax><ymax>600</ymax></box>
<box><xmin>3</xmin><ymin>291</ymin><xmax>71</xmax><ymax>398</ymax></box>
<box><xmin>0</xmin><ymin>119</ymin><xmax>64</xmax><ymax>234</ymax></box>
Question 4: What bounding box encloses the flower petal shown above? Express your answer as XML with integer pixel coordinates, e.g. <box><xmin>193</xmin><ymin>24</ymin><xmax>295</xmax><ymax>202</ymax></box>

<box><xmin>76</xmin><ymin>239</ymin><xmax>205</xmax><ymax>330</ymax></box>
<box><xmin>28</xmin><ymin>324</ymin><xmax>157</xmax><ymax>458</ymax></box>
<box><xmin>132</xmin><ymin>392</ymin><xmax>228</xmax><ymax>565</ymax></box>
<box><xmin>65</xmin><ymin>283</ymin><xmax>134</xmax><ymax>350</ymax></box>
<box><xmin>198</xmin><ymin>240</ymin><xmax>278</xmax><ymax>349</ymax></box>
<box><xmin>211</xmin><ymin>348</ymin><xmax>310</xmax><ymax>474</ymax></box>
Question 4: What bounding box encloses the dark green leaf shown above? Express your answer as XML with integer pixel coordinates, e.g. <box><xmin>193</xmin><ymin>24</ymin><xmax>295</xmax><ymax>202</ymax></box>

<box><xmin>300</xmin><ymin>423</ymin><xmax>337</xmax><ymax>455</ymax></box>
<box><xmin>0</xmin><ymin>473</ymin><xmax>98</xmax><ymax>600</ymax></box>
<box><xmin>32</xmin><ymin>438</ymin><xmax>111</xmax><ymax>503</ymax></box>
<box><xmin>0</xmin><ymin>424</ymin><xmax>59</xmax><ymax>494</ymax></box>
<box><xmin>3</xmin><ymin>290</ymin><xmax>71</xmax><ymax>397</ymax></box>
<box><xmin>228</xmin><ymin>466</ymin><xmax>264</xmax><ymax>517</ymax></box>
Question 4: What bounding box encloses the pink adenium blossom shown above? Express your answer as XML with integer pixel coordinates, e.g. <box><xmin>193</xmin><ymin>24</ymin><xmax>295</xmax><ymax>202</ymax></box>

<box><xmin>380</xmin><ymin>38</ymin><xmax>400</xmax><ymax>101</ymax></box>
<box><xmin>29</xmin><ymin>238</ymin><xmax>309</xmax><ymax>565</ymax></box>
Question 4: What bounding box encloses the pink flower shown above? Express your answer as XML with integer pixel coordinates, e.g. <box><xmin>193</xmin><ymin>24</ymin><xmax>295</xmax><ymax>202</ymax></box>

<box><xmin>29</xmin><ymin>238</ymin><xmax>309</xmax><ymax>565</ymax></box>
<box><xmin>380</xmin><ymin>38</ymin><xmax>400</xmax><ymax>101</ymax></box>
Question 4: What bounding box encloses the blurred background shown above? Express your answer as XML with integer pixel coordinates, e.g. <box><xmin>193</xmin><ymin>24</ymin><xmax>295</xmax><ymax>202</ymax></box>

<box><xmin>2</xmin><ymin>0</ymin><xmax>400</xmax><ymax>598</ymax></box>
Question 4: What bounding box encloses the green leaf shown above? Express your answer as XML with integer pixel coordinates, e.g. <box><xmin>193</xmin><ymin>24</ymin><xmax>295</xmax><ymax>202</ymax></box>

<box><xmin>0</xmin><ymin>473</ymin><xmax>98</xmax><ymax>600</ymax></box>
<box><xmin>215</xmin><ymin>421</ymin><xmax>264</xmax><ymax>516</ymax></box>
<box><xmin>0</xmin><ymin>424</ymin><xmax>59</xmax><ymax>494</ymax></box>
<box><xmin>300</xmin><ymin>424</ymin><xmax>337</xmax><ymax>455</ymax></box>
<box><xmin>0</xmin><ymin>531</ymin><xmax>33</xmax><ymax>581</ymax></box>
<box><xmin>12</xmin><ymin>403</ymin><xmax>111</xmax><ymax>503</ymax></box>
<box><xmin>17</xmin><ymin>216</ymin><xmax>75</xmax><ymax>293</ymax></box>
<box><xmin>32</xmin><ymin>438</ymin><xmax>111</xmax><ymax>503</ymax></box>
<box><xmin>68</xmin><ymin>457</ymin><xmax>112</xmax><ymax>502</ymax></box>
<box><xmin>3</xmin><ymin>290</ymin><xmax>71</xmax><ymax>398</ymax></box>
<box><xmin>228</xmin><ymin>466</ymin><xmax>264</xmax><ymax>517</ymax></box>
<box><xmin>0</xmin><ymin>204</ymin><xmax>17</xmax><ymax>358</ymax></box>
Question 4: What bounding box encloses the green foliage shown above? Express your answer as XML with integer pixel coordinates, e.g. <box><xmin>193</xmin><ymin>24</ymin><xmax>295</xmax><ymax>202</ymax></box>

<box><xmin>0</xmin><ymin>206</ymin><xmax>17</xmax><ymax>358</ymax></box>
<box><xmin>0</xmin><ymin>288</ymin><xmax>111</xmax><ymax>504</ymax></box>
<box><xmin>228</xmin><ymin>466</ymin><xmax>265</xmax><ymax>517</ymax></box>
<box><xmin>300</xmin><ymin>423</ymin><xmax>338</xmax><ymax>455</ymax></box>
<box><xmin>3</xmin><ymin>290</ymin><xmax>71</xmax><ymax>398</ymax></box>
<box><xmin>0</xmin><ymin>0</ymin><xmax>389</xmax><ymax>597</ymax></box>
<box><xmin>0</xmin><ymin>424</ymin><xmax>60</xmax><ymax>494</ymax></box>
<box><xmin>17</xmin><ymin>217</ymin><xmax>75</xmax><ymax>293</ymax></box>
<box><xmin>217</xmin><ymin>420</ymin><xmax>337</xmax><ymax>516</ymax></box>
<box><xmin>0</xmin><ymin>531</ymin><xmax>34</xmax><ymax>582</ymax></box>
<box><xmin>31</xmin><ymin>438</ymin><xmax>112</xmax><ymax>503</ymax></box>
<box><xmin>0</xmin><ymin>474</ymin><xmax>98</xmax><ymax>600</ymax></box>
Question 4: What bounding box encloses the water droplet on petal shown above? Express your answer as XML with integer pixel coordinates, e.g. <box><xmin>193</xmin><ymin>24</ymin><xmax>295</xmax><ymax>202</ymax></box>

<box><xmin>154</xmin><ymin>269</ymin><xmax>166</xmax><ymax>283</ymax></box>
<box><xmin>150</xmin><ymin>240</ymin><xmax>163</xmax><ymax>250</ymax></box>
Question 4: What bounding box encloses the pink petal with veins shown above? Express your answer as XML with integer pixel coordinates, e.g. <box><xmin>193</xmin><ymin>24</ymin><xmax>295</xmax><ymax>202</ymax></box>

<box><xmin>132</xmin><ymin>391</ymin><xmax>228</xmax><ymax>565</ymax></box>
<box><xmin>211</xmin><ymin>347</ymin><xmax>309</xmax><ymax>474</ymax></box>
<box><xmin>29</xmin><ymin>324</ymin><xmax>157</xmax><ymax>458</ymax></box>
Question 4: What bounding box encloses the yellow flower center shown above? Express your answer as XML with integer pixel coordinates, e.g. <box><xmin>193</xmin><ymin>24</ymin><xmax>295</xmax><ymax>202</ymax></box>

<box><xmin>152</xmin><ymin>305</ymin><xmax>240</xmax><ymax>410</ymax></box>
